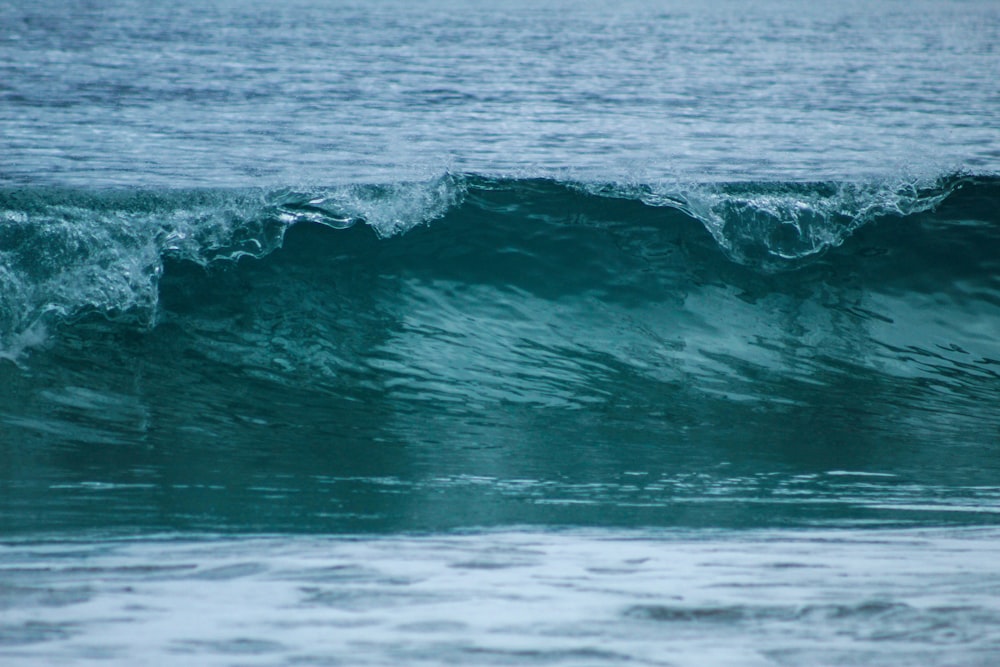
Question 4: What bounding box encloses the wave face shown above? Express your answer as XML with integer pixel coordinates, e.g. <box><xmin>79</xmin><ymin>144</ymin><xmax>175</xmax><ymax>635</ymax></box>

<box><xmin>1</xmin><ymin>173</ymin><xmax>999</xmax><ymax>532</ymax></box>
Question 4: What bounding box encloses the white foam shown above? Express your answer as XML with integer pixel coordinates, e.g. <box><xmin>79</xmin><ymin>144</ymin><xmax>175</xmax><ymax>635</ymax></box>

<box><xmin>1</xmin><ymin>528</ymin><xmax>999</xmax><ymax>666</ymax></box>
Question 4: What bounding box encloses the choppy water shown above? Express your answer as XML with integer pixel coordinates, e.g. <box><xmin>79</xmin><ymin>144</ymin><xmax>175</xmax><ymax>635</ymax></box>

<box><xmin>2</xmin><ymin>0</ymin><xmax>999</xmax><ymax>664</ymax></box>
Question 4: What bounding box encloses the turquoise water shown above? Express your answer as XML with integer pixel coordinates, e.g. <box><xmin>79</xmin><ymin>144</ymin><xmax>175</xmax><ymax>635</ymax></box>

<box><xmin>2</xmin><ymin>1</ymin><xmax>999</xmax><ymax>664</ymax></box>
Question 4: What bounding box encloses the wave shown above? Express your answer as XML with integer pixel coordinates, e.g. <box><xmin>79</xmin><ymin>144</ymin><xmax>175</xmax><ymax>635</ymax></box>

<box><xmin>0</xmin><ymin>171</ymin><xmax>997</xmax><ymax>356</ymax></box>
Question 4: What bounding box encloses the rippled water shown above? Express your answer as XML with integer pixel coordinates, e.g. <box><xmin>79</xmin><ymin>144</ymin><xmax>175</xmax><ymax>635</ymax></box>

<box><xmin>2</xmin><ymin>0</ymin><xmax>999</xmax><ymax>664</ymax></box>
<box><xmin>2</xmin><ymin>0</ymin><xmax>998</xmax><ymax>185</ymax></box>
<box><xmin>3</xmin><ymin>529</ymin><xmax>1000</xmax><ymax>666</ymax></box>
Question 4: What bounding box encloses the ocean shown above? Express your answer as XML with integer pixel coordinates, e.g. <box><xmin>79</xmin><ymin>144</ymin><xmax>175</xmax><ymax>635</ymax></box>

<box><xmin>1</xmin><ymin>0</ymin><xmax>999</xmax><ymax>664</ymax></box>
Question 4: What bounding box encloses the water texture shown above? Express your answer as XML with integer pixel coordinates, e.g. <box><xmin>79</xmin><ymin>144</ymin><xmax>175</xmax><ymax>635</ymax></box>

<box><xmin>2</xmin><ymin>529</ymin><xmax>1000</xmax><ymax>667</ymax></box>
<box><xmin>2</xmin><ymin>0</ymin><xmax>998</xmax><ymax>185</ymax></box>
<box><xmin>1</xmin><ymin>0</ymin><xmax>999</xmax><ymax>664</ymax></box>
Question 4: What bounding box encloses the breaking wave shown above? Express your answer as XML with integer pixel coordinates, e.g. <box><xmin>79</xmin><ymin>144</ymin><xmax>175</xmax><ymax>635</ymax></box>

<box><xmin>0</xmin><ymin>171</ymin><xmax>996</xmax><ymax>356</ymax></box>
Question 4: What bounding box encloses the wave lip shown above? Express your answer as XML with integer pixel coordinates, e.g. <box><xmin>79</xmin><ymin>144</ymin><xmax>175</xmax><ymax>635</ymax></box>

<box><xmin>0</xmin><ymin>171</ymin><xmax>994</xmax><ymax>355</ymax></box>
<box><xmin>272</xmin><ymin>173</ymin><xmax>465</xmax><ymax>238</ymax></box>
<box><xmin>0</xmin><ymin>175</ymin><xmax>464</xmax><ymax>355</ymax></box>
<box><xmin>592</xmin><ymin>174</ymin><xmax>970</xmax><ymax>270</ymax></box>
<box><xmin>0</xmin><ymin>188</ymin><xmax>286</xmax><ymax>355</ymax></box>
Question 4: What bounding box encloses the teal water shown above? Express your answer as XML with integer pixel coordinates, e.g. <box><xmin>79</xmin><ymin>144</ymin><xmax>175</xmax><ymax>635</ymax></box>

<box><xmin>2</xmin><ymin>0</ymin><xmax>1000</xmax><ymax>664</ymax></box>
<box><xmin>2</xmin><ymin>175</ymin><xmax>1000</xmax><ymax>536</ymax></box>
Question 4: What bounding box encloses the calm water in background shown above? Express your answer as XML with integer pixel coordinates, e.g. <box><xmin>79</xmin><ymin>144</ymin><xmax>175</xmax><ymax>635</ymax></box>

<box><xmin>1</xmin><ymin>0</ymin><xmax>1000</xmax><ymax>664</ymax></box>
<box><xmin>3</xmin><ymin>0</ymin><xmax>998</xmax><ymax>185</ymax></box>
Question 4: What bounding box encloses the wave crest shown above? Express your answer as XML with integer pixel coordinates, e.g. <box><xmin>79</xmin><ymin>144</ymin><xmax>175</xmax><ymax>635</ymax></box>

<box><xmin>271</xmin><ymin>173</ymin><xmax>465</xmax><ymax>238</ymax></box>
<box><xmin>0</xmin><ymin>176</ymin><xmax>466</xmax><ymax>354</ymax></box>
<box><xmin>588</xmin><ymin>175</ymin><xmax>965</xmax><ymax>270</ymax></box>
<box><xmin>0</xmin><ymin>172</ymin><xmax>990</xmax><ymax>355</ymax></box>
